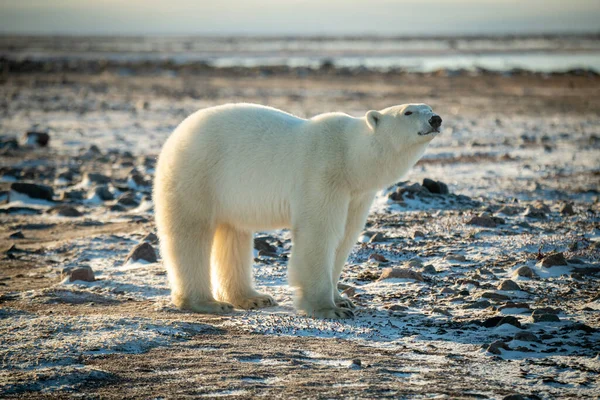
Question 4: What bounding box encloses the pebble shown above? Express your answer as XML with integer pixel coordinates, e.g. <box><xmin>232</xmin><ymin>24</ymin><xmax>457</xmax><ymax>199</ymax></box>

<box><xmin>49</xmin><ymin>205</ymin><xmax>83</xmax><ymax>217</ymax></box>
<box><xmin>369</xmin><ymin>253</ymin><xmax>388</xmax><ymax>263</ymax></box>
<box><xmin>524</xmin><ymin>206</ymin><xmax>546</xmax><ymax>219</ymax></box>
<box><xmin>466</xmin><ymin>215</ymin><xmax>504</xmax><ymax>228</ymax></box>
<box><xmin>486</xmin><ymin>340</ymin><xmax>509</xmax><ymax>355</ymax></box>
<box><xmin>432</xmin><ymin>307</ymin><xmax>452</xmax><ymax>316</ymax></box>
<box><xmin>482</xmin><ymin>316</ymin><xmax>521</xmax><ymax>328</ymax></box>
<box><xmin>24</xmin><ymin>130</ymin><xmax>50</xmax><ymax>147</ymax></box>
<box><xmin>378</xmin><ymin>267</ymin><xmax>424</xmax><ymax>282</ymax></box>
<box><xmin>539</xmin><ymin>252</ymin><xmax>567</xmax><ymax>267</ymax></box>
<box><xmin>117</xmin><ymin>192</ymin><xmax>139</xmax><ymax>207</ymax></box>
<box><xmin>498</xmin><ymin>280</ymin><xmax>521</xmax><ymax>291</ymax></box>
<box><xmin>463</xmin><ymin>300</ymin><xmax>491</xmax><ymax>309</ymax></box>
<box><xmin>62</xmin><ymin>266</ymin><xmax>95</xmax><ymax>282</ymax></box>
<box><xmin>497</xmin><ymin>205</ymin><xmax>522</xmax><ymax>216</ymax></box>
<box><xmin>513</xmin><ymin>266</ymin><xmax>535</xmax><ymax>278</ymax></box>
<box><xmin>406</xmin><ymin>258</ymin><xmax>423</xmax><ymax>267</ymax></box>
<box><xmin>413</xmin><ymin>230</ymin><xmax>425</xmax><ymax>238</ymax></box>
<box><xmin>369</xmin><ymin>232</ymin><xmax>386</xmax><ymax>243</ymax></box>
<box><xmin>10</xmin><ymin>182</ymin><xmax>54</xmax><ymax>201</ymax></box>
<box><xmin>422</xmin><ymin>265</ymin><xmax>437</xmax><ymax>274</ymax></box>
<box><xmin>143</xmin><ymin>232</ymin><xmax>159</xmax><ymax>244</ymax></box>
<box><xmin>532</xmin><ymin>313</ymin><xmax>560</xmax><ymax>323</ymax></box>
<box><xmin>85</xmin><ymin>172</ymin><xmax>111</xmax><ymax>184</ymax></box>
<box><xmin>559</xmin><ymin>203</ymin><xmax>575</xmax><ymax>215</ymax></box>
<box><xmin>513</xmin><ymin>331</ymin><xmax>539</xmax><ymax>342</ymax></box>
<box><xmin>422</xmin><ymin>178</ymin><xmax>449</xmax><ymax>195</ymax></box>
<box><xmin>254</xmin><ymin>237</ymin><xmax>277</xmax><ymax>254</ymax></box>
<box><xmin>126</xmin><ymin>242</ymin><xmax>157</xmax><ymax>263</ymax></box>
<box><xmin>481</xmin><ymin>292</ymin><xmax>511</xmax><ymax>301</ymax></box>
<box><xmin>446</xmin><ymin>254</ymin><xmax>466</xmax><ymax>262</ymax></box>
<box><xmin>9</xmin><ymin>231</ymin><xmax>25</xmax><ymax>239</ymax></box>
<box><xmin>93</xmin><ymin>185</ymin><xmax>114</xmax><ymax>201</ymax></box>
<box><xmin>349</xmin><ymin>359</ymin><xmax>362</xmax><ymax>370</ymax></box>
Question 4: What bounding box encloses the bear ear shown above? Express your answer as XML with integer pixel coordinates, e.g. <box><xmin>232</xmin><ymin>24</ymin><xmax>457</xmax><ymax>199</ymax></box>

<box><xmin>366</xmin><ymin>110</ymin><xmax>382</xmax><ymax>131</ymax></box>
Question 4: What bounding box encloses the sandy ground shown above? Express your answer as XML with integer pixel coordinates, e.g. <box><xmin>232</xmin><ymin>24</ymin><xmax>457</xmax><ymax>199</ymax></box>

<box><xmin>1</xmin><ymin>67</ymin><xmax>600</xmax><ymax>399</ymax></box>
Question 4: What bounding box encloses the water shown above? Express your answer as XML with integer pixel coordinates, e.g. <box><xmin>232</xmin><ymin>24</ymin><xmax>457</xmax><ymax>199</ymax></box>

<box><xmin>2</xmin><ymin>35</ymin><xmax>599</xmax><ymax>72</ymax></box>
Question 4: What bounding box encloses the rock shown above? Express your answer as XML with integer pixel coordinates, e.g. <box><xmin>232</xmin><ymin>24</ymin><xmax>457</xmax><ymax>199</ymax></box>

<box><xmin>486</xmin><ymin>340</ymin><xmax>509</xmax><ymax>355</ymax></box>
<box><xmin>92</xmin><ymin>185</ymin><xmax>114</xmax><ymax>201</ymax></box>
<box><xmin>483</xmin><ymin>316</ymin><xmax>521</xmax><ymax>328</ymax></box>
<box><xmin>499</xmin><ymin>302</ymin><xmax>530</xmax><ymax>311</ymax></box>
<box><xmin>126</xmin><ymin>242</ymin><xmax>157</xmax><ymax>263</ymax></box>
<box><xmin>498</xmin><ymin>280</ymin><xmax>521</xmax><ymax>291</ymax></box>
<box><xmin>481</xmin><ymin>292</ymin><xmax>511</xmax><ymax>301</ymax></box>
<box><xmin>9</xmin><ymin>231</ymin><xmax>25</xmax><ymax>239</ymax></box>
<box><xmin>413</xmin><ymin>230</ymin><xmax>425</xmax><ymax>238</ymax></box>
<box><xmin>56</xmin><ymin>170</ymin><xmax>74</xmax><ymax>183</ymax></box>
<box><xmin>422</xmin><ymin>265</ymin><xmax>437</xmax><ymax>274</ymax></box>
<box><xmin>24</xmin><ymin>130</ymin><xmax>50</xmax><ymax>147</ymax></box>
<box><xmin>0</xmin><ymin>136</ymin><xmax>19</xmax><ymax>149</ymax></box>
<box><xmin>539</xmin><ymin>252</ymin><xmax>567</xmax><ymax>267</ymax></box>
<box><xmin>497</xmin><ymin>205</ymin><xmax>521</xmax><ymax>216</ymax></box>
<box><xmin>48</xmin><ymin>205</ymin><xmax>83</xmax><ymax>217</ymax></box>
<box><xmin>62</xmin><ymin>266</ymin><xmax>95</xmax><ymax>282</ymax></box>
<box><xmin>85</xmin><ymin>172</ymin><xmax>111</xmax><ymax>184</ymax></box>
<box><xmin>117</xmin><ymin>192</ymin><xmax>139</xmax><ymax>207</ymax></box>
<box><xmin>143</xmin><ymin>232</ymin><xmax>158</xmax><ymax>244</ymax></box>
<box><xmin>446</xmin><ymin>254</ymin><xmax>466</xmax><ymax>262</ymax></box>
<box><xmin>10</xmin><ymin>182</ymin><xmax>54</xmax><ymax>201</ymax></box>
<box><xmin>406</xmin><ymin>258</ymin><xmax>423</xmax><ymax>267</ymax></box>
<box><xmin>560</xmin><ymin>203</ymin><xmax>575</xmax><ymax>216</ymax></box>
<box><xmin>129</xmin><ymin>171</ymin><xmax>149</xmax><ymax>188</ymax></box>
<box><xmin>532</xmin><ymin>313</ymin><xmax>560</xmax><ymax>323</ymax></box>
<box><xmin>378</xmin><ymin>267</ymin><xmax>424</xmax><ymax>282</ymax></box>
<box><xmin>369</xmin><ymin>232</ymin><xmax>386</xmax><ymax>243</ymax></box>
<box><xmin>342</xmin><ymin>286</ymin><xmax>356</xmax><ymax>297</ymax></box>
<box><xmin>466</xmin><ymin>215</ymin><xmax>504</xmax><ymax>228</ymax></box>
<box><xmin>440</xmin><ymin>287</ymin><xmax>456</xmax><ymax>294</ymax></box>
<box><xmin>422</xmin><ymin>178</ymin><xmax>449</xmax><ymax>194</ymax></box>
<box><xmin>387</xmin><ymin>304</ymin><xmax>408</xmax><ymax>311</ymax></box>
<box><xmin>514</xmin><ymin>266</ymin><xmax>535</xmax><ymax>278</ymax></box>
<box><xmin>463</xmin><ymin>300</ymin><xmax>491</xmax><ymax>309</ymax></box>
<box><xmin>524</xmin><ymin>206</ymin><xmax>546</xmax><ymax>219</ymax></box>
<box><xmin>369</xmin><ymin>253</ymin><xmax>388</xmax><ymax>263</ymax></box>
<box><xmin>357</xmin><ymin>270</ymin><xmax>380</xmax><ymax>281</ymax></box>
<box><xmin>432</xmin><ymin>307</ymin><xmax>452</xmax><ymax>316</ymax></box>
<box><xmin>60</xmin><ymin>189</ymin><xmax>85</xmax><ymax>201</ymax></box>
<box><xmin>514</xmin><ymin>331</ymin><xmax>539</xmax><ymax>342</ymax></box>
<box><xmin>337</xmin><ymin>283</ymin><xmax>353</xmax><ymax>291</ymax></box>
<box><xmin>502</xmin><ymin>395</ymin><xmax>540</xmax><ymax>400</ymax></box>
<box><xmin>254</xmin><ymin>237</ymin><xmax>277</xmax><ymax>253</ymax></box>
<box><xmin>349</xmin><ymin>359</ymin><xmax>362</xmax><ymax>370</ymax></box>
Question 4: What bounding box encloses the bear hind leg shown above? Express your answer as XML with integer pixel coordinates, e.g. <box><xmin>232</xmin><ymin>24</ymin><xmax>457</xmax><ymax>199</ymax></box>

<box><xmin>211</xmin><ymin>224</ymin><xmax>277</xmax><ymax>310</ymax></box>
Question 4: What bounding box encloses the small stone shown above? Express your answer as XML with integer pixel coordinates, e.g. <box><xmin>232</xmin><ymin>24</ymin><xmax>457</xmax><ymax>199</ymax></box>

<box><xmin>514</xmin><ymin>266</ymin><xmax>535</xmax><ymax>278</ymax></box>
<box><xmin>143</xmin><ymin>232</ymin><xmax>158</xmax><ymax>244</ymax></box>
<box><xmin>406</xmin><ymin>258</ymin><xmax>423</xmax><ymax>267</ymax></box>
<box><xmin>422</xmin><ymin>265</ymin><xmax>437</xmax><ymax>274</ymax></box>
<box><xmin>440</xmin><ymin>287</ymin><xmax>456</xmax><ymax>294</ymax></box>
<box><xmin>463</xmin><ymin>300</ymin><xmax>491</xmax><ymax>309</ymax></box>
<box><xmin>498</xmin><ymin>280</ymin><xmax>521</xmax><ymax>291</ymax></box>
<box><xmin>466</xmin><ymin>215</ymin><xmax>503</xmax><ymax>228</ymax></box>
<box><xmin>117</xmin><ymin>192</ymin><xmax>139</xmax><ymax>207</ymax></box>
<box><xmin>559</xmin><ymin>203</ymin><xmax>575</xmax><ymax>216</ymax></box>
<box><xmin>387</xmin><ymin>304</ymin><xmax>408</xmax><ymax>311</ymax></box>
<box><xmin>497</xmin><ymin>206</ymin><xmax>521</xmax><ymax>216</ymax></box>
<box><xmin>378</xmin><ymin>267</ymin><xmax>424</xmax><ymax>282</ymax></box>
<box><xmin>369</xmin><ymin>232</ymin><xmax>386</xmax><ymax>243</ymax></box>
<box><xmin>524</xmin><ymin>206</ymin><xmax>546</xmax><ymax>219</ymax></box>
<box><xmin>9</xmin><ymin>231</ymin><xmax>25</xmax><ymax>239</ymax></box>
<box><xmin>24</xmin><ymin>131</ymin><xmax>50</xmax><ymax>147</ymax></box>
<box><xmin>349</xmin><ymin>359</ymin><xmax>362</xmax><ymax>370</ymax></box>
<box><xmin>422</xmin><ymin>178</ymin><xmax>449</xmax><ymax>195</ymax></box>
<box><xmin>487</xmin><ymin>340</ymin><xmax>509</xmax><ymax>355</ymax></box>
<box><xmin>514</xmin><ymin>331</ymin><xmax>539</xmax><ymax>342</ymax></box>
<box><xmin>499</xmin><ymin>302</ymin><xmax>530</xmax><ymax>311</ymax></box>
<box><xmin>413</xmin><ymin>230</ymin><xmax>425</xmax><ymax>238</ymax></box>
<box><xmin>342</xmin><ymin>286</ymin><xmax>356</xmax><ymax>297</ymax></box>
<box><xmin>10</xmin><ymin>183</ymin><xmax>54</xmax><ymax>201</ymax></box>
<box><xmin>62</xmin><ymin>266</ymin><xmax>95</xmax><ymax>282</ymax></box>
<box><xmin>93</xmin><ymin>185</ymin><xmax>114</xmax><ymax>201</ymax></box>
<box><xmin>532</xmin><ymin>313</ymin><xmax>560</xmax><ymax>323</ymax></box>
<box><xmin>446</xmin><ymin>254</ymin><xmax>466</xmax><ymax>262</ymax></box>
<box><xmin>539</xmin><ymin>252</ymin><xmax>567</xmax><ymax>268</ymax></box>
<box><xmin>126</xmin><ymin>242</ymin><xmax>157</xmax><ymax>263</ymax></box>
<box><xmin>85</xmin><ymin>172</ymin><xmax>111</xmax><ymax>184</ymax></box>
<box><xmin>254</xmin><ymin>237</ymin><xmax>277</xmax><ymax>253</ymax></box>
<box><xmin>369</xmin><ymin>253</ymin><xmax>388</xmax><ymax>263</ymax></box>
<box><xmin>49</xmin><ymin>205</ymin><xmax>83</xmax><ymax>217</ymax></box>
<box><xmin>432</xmin><ymin>307</ymin><xmax>452</xmax><ymax>316</ymax></box>
<box><xmin>481</xmin><ymin>292</ymin><xmax>511</xmax><ymax>301</ymax></box>
<box><xmin>483</xmin><ymin>316</ymin><xmax>521</xmax><ymax>328</ymax></box>
<box><xmin>337</xmin><ymin>282</ymin><xmax>353</xmax><ymax>291</ymax></box>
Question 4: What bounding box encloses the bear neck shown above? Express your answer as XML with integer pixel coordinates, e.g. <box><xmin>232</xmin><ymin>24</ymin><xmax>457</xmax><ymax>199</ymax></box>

<box><xmin>346</xmin><ymin>119</ymin><xmax>429</xmax><ymax>193</ymax></box>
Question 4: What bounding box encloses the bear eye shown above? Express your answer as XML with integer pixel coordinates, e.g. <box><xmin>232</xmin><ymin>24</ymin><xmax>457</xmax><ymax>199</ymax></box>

<box><xmin>404</xmin><ymin>111</ymin><xmax>413</xmax><ymax>116</ymax></box>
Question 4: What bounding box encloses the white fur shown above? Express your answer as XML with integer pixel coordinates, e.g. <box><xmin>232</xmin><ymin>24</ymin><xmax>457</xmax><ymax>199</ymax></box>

<box><xmin>154</xmin><ymin>103</ymin><xmax>440</xmax><ymax>318</ymax></box>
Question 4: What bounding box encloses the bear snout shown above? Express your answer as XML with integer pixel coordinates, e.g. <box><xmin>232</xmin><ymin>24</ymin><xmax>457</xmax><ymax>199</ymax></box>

<box><xmin>429</xmin><ymin>115</ymin><xmax>442</xmax><ymax>130</ymax></box>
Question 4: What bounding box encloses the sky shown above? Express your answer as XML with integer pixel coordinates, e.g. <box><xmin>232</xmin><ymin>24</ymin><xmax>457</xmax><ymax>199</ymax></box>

<box><xmin>0</xmin><ymin>0</ymin><xmax>599</xmax><ymax>36</ymax></box>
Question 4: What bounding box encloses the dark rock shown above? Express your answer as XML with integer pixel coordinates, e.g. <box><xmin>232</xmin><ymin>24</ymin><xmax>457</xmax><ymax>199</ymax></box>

<box><xmin>524</xmin><ymin>206</ymin><xmax>546</xmax><ymax>219</ymax></box>
<box><xmin>143</xmin><ymin>232</ymin><xmax>158</xmax><ymax>244</ymax></box>
<box><xmin>483</xmin><ymin>316</ymin><xmax>521</xmax><ymax>328</ymax></box>
<box><xmin>559</xmin><ymin>203</ymin><xmax>575</xmax><ymax>216</ymax></box>
<box><xmin>378</xmin><ymin>267</ymin><xmax>424</xmax><ymax>282</ymax></box>
<box><xmin>93</xmin><ymin>185</ymin><xmax>114</xmax><ymax>201</ymax></box>
<box><xmin>503</xmin><ymin>395</ymin><xmax>542</xmax><ymax>400</ymax></box>
<box><xmin>487</xmin><ymin>340</ymin><xmax>509</xmax><ymax>354</ymax></box>
<box><xmin>539</xmin><ymin>252</ymin><xmax>567</xmax><ymax>267</ymax></box>
<box><xmin>109</xmin><ymin>204</ymin><xmax>127</xmax><ymax>212</ymax></box>
<box><xmin>369</xmin><ymin>232</ymin><xmax>386</xmax><ymax>243</ymax></box>
<box><xmin>497</xmin><ymin>205</ymin><xmax>522</xmax><ymax>216</ymax></box>
<box><xmin>514</xmin><ymin>266</ymin><xmax>535</xmax><ymax>278</ymax></box>
<box><xmin>532</xmin><ymin>313</ymin><xmax>560</xmax><ymax>323</ymax></box>
<box><xmin>446</xmin><ymin>254</ymin><xmax>466</xmax><ymax>262</ymax></box>
<box><xmin>413</xmin><ymin>230</ymin><xmax>425</xmax><ymax>238</ymax></box>
<box><xmin>60</xmin><ymin>189</ymin><xmax>85</xmax><ymax>201</ymax></box>
<box><xmin>24</xmin><ymin>131</ymin><xmax>50</xmax><ymax>147</ymax></box>
<box><xmin>481</xmin><ymin>292</ymin><xmax>511</xmax><ymax>301</ymax></box>
<box><xmin>129</xmin><ymin>172</ymin><xmax>149</xmax><ymax>188</ymax></box>
<box><xmin>10</xmin><ymin>182</ymin><xmax>54</xmax><ymax>201</ymax></box>
<box><xmin>422</xmin><ymin>265</ymin><xmax>437</xmax><ymax>274</ymax></box>
<box><xmin>0</xmin><ymin>207</ymin><xmax>42</xmax><ymax>215</ymax></box>
<box><xmin>369</xmin><ymin>253</ymin><xmax>388</xmax><ymax>263</ymax></box>
<box><xmin>85</xmin><ymin>172</ymin><xmax>111</xmax><ymax>184</ymax></box>
<box><xmin>498</xmin><ymin>280</ymin><xmax>521</xmax><ymax>291</ymax></box>
<box><xmin>126</xmin><ymin>242</ymin><xmax>157</xmax><ymax>263</ymax></box>
<box><xmin>254</xmin><ymin>237</ymin><xmax>277</xmax><ymax>253</ymax></box>
<box><xmin>463</xmin><ymin>300</ymin><xmax>491</xmax><ymax>309</ymax></box>
<box><xmin>422</xmin><ymin>178</ymin><xmax>449</xmax><ymax>195</ymax></box>
<box><xmin>466</xmin><ymin>215</ymin><xmax>504</xmax><ymax>228</ymax></box>
<box><xmin>514</xmin><ymin>331</ymin><xmax>539</xmax><ymax>342</ymax></box>
<box><xmin>0</xmin><ymin>136</ymin><xmax>19</xmax><ymax>149</ymax></box>
<box><xmin>117</xmin><ymin>192</ymin><xmax>139</xmax><ymax>207</ymax></box>
<box><xmin>62</xmin><ymin>266</ymin><xmax>95</xmax><ymax>282</ymax></box>
<box><xmin>499</xmin><ymin>302</ymin><xmax>530</xmax><ymax>311</ymax></box>
<box><xmin>56</xmin><ymin>170</ymin><xmax>74</xmax><ymax>183</ymax></box>
<box><xmin>9</xmin><ymin>231</ymin><xmax>25</xmax><ymax>239</ymax></box>
<box><xmin>349</xmin><ymin>359</ymin><xmax>362</xmax><ymax>370</ymax></box>
<box><xmin>432</xmin><ymin>307</ymin><xmax>452</xmax><ymax>316</ymax></box>
<box><xmin>48</xmin><ymin>205</ymin><xmax>83</xmax><ymax>217</ymax></box>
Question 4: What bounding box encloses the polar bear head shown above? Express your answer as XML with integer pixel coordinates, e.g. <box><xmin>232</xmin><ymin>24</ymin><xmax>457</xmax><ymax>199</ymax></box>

<box><xmin>365</xmin><ymin>103</ymin><xmax>441</xmax><ymax>149</ymax></box>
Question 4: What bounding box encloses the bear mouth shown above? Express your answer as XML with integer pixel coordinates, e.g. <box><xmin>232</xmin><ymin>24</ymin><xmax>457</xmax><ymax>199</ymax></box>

<box><xmin>418</xmin><ymin>128</ymin><xmax>440</xmax><ymax>136</ymax></box>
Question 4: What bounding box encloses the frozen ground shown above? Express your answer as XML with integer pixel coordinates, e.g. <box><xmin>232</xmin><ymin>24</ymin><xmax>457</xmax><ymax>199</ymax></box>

<box><xmin>1</xmin><ymin>68</ymin><xmax>599</xmax><ymax>398</ymax></box>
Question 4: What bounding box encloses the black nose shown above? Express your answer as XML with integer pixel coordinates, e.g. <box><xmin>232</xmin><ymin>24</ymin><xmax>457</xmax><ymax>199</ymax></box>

<box><xmin>429</xmin><ymin>115</ymin><xmax>442</xmax><ymax>129</ymax></box>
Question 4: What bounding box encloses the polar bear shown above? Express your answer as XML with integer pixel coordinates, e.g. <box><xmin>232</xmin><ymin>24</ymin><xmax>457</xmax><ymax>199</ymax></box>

<box><xmin>154</xmin><ymin>103</ymin><xmax>441</xmax><ymax>319</ymax></box>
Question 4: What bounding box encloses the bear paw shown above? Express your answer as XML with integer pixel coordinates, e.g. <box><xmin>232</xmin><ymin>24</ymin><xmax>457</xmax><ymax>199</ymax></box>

<box><xmin>232</xmin><ymin>293</ymin><xmax>278</xmax><ymax>310</ymax></box>
<box><xmin>311</xmin><ymin>307</ymin><xmax>355</xmax><ymax>319</ymax></box>
<box><xmin>335</xmin><ymin>296</ymin><xmax>356</xmax><ymax>309</ymax></box>
<box><xmin>180</xmin><ymin>299</ymin><xmax>234</xmax><ymax>314</ymax></box>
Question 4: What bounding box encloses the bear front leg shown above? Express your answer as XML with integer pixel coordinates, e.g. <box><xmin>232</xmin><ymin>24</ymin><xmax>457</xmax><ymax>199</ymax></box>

<box><xmin>333</xmin><ymin>193</ymin><xmax>375</xmax><ymax>309</ymax></box>
<box><xmin>288</xmin><ymin>195</ymin><xmax>353</xmax><ymax>319</ymax></box>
